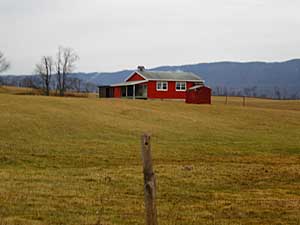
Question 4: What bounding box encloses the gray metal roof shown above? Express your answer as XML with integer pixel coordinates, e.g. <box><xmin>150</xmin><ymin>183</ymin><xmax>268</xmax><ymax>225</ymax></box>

<box><xmin>136</xmin><ymin>71</ymin><xmax>203</xmax><ymax>81</ymax></box>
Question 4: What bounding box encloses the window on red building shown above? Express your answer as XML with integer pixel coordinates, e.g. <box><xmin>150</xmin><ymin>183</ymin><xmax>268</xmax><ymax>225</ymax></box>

<box><xmin>156</xmin><ymin>81</ymin><xmax>168</xmax><ymax>91</ymax></box>
<box><xmin>176</xmin><ymin>82</ymin><xmax>186</xmax><ymax>91</ymax></box>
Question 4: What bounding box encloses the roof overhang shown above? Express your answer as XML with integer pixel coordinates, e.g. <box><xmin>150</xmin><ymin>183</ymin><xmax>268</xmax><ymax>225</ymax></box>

<box><xmin>189</xmin><ymin>84</ymin><xmax>204</xmax><ymax>90</ymax></box>
<box><xmin>110</xmin><ymin>80</ymin><xmax>148</xmax><ymax>87</ymax></box>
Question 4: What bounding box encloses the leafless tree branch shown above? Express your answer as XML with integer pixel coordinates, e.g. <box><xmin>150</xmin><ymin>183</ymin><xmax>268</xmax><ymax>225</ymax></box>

<box><xmin>55</xmin><ymin>47</ymin><xmax>79</xmax><ymax>96</ymax></box>
<box><xmin>35</xmin><ymin>56</ymin><xmax>54</xmax><ymax>96</ymax></box>
<box><xmin>0</xmin><ymin>51</ymin><xmax>10</xmax><ymax>73</ymax></box>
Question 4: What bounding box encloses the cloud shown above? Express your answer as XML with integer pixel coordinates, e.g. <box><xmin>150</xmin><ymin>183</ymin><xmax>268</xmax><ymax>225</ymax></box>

<box><xmin>1</xmin><ymin>0</ymin><xmax>300</xmax><ymax>74</ymax></box>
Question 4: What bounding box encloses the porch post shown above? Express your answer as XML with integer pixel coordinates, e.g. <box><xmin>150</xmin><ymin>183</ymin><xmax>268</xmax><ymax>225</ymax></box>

<box><xmin>133</xmin><ymin>85</ymin><xmax>136</xmax><ymax>99</ymax></box>
<box><xmin>126</xmin><ymin>86</ymin><xmax>128</xmax><ymax>97</ymax></box>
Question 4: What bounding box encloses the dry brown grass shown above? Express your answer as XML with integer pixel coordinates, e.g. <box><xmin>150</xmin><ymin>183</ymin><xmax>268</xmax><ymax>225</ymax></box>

<box><xmin>0</xmin><ymin>94</ymin><xmax>299</xmax><ymax>224</ymax></box>
<box><xmin>0</xmin><ymin>85</ymin><xmax>97</xmax><ymax>98</ymax></box>
<box><xmin>0</xmin><ymin>86</ymin><xmax>42</xmax><ymax>95</ymax></box>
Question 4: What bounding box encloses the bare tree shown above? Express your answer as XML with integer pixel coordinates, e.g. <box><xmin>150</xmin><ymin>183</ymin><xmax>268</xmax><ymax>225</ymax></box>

<box><xmin>251</xmin><ymin>86</ymin><xmax>257</xmax><ymax>97</ymax></box>
<box><xmin>66</xmin><ymin>77</ymin><xmax>82</xmax><ymax>92</ymax></box>
<box><xmin>56</xmin><ymin>47</ymin><xmax>62</xmax><ymax>95</ymax></box>
<box><xmin>229</xmin><ymin>88</ymin><xmax>236</xmax><ymax>96</ymax></box>
<box><xmin>223</xmin><ymin>86</ymin><xmax>228</xmax><ymax>96</ymax></box>
<box><xmin>215</xmin><ymin>86</ymin><xmax>222</xmax><ymax>96</ymax></box>
<box><xmin>35</xmin><ymin>56</ymin><xmax>54</xmax><ymax>96</ymax></box>
<box><xmin>0</xmin><ymin>51</ymin><xmax>10</xmax><ymax>73</ymax></box>
<box><xmin>56</xmin><ymin>47</ymin><xmax>79</xmax><ymax>96</ymax></box>
<box><xmin>273</xmin><ymin>86</ymin><xmax>281</xmax><ymax>100</ymax></box>
<box><xmin>243</xmin><ymin>87</ymin><xmax>251</xmax><ymax>97</ymax></box>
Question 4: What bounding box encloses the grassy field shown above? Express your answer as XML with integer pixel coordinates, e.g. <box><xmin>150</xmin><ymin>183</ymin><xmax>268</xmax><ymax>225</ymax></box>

<box><xmin>0</xmin><ymin>92</ymin><xmax>300</xmax><ymax>225</ymax></box>
<box><xmin>0</xmin><ymin>86</ymin><xmax>41</xmax><ymax>95</ymax></box>
<box><xmin>0</xmin><ymin>86</ymin><xmax>96</xmax><ymax>98</ymax></box>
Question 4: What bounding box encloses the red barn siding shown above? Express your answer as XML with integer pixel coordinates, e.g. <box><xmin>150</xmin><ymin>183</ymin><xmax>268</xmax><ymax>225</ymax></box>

<box><xmin>114</xmin><ymin>87</ymin><xmax>121</xmax><ymax>98</ymax></box>
<box><xmin>186</xmin><ymin>87</ymin><xmax>211</xmax><ymax>104</ymax></box>
<box><xmin>147</xmin><ymin>81</ymin><xmax>194</xmax><ymax>99</ymax></box>
<box><xmin>126</xmin><ymin>73</ymin><xmax>145</xmax><ymax>81</ymax></box>
<box><xmin>110</xmin><ymin>73</ymin><xmax>205</xmax><ymax>100</ymax></box>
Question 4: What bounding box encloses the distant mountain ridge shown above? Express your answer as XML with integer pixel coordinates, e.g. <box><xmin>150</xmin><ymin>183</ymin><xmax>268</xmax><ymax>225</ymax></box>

<box><xmin>73</xmin><ymin>59</ymin><xmax>300</xmax><ymax>98</ymax></box>
<box><xmin>153</xmin><ymin>59</ymin><xmax>300</xmax><ymax>87</ymax></box>
<box><xmin>1</xmin><ymin>59</ymin><xmax>300</xmax><ymax>98</ymax></box>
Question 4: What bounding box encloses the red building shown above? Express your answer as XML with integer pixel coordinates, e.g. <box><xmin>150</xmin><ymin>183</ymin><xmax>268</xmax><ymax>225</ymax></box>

<box><xmin>186</xmin><ymin>85</ymin><xmax>212</xmax><ymax>104</ymax></box>
<box><xmin>98</xmin><ymin>66</ymin><xmax>211</xmax><ymax>103</ymax></box>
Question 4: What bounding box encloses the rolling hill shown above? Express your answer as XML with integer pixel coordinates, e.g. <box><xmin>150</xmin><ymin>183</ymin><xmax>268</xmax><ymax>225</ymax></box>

<box><xmin>0</xmin><ymin>92</ymin><xmax>300</xmax><ymax>224</ymax></box>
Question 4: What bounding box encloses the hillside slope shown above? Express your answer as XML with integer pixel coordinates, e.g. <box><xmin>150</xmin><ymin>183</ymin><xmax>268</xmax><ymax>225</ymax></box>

<box><xmin>0</xmin><ymin>94</ymin><xmax>300</xmax><ymax>224</ymax></box>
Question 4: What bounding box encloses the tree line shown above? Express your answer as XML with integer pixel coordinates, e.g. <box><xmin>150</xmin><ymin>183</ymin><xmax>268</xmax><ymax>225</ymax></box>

<box><xmin>212</xmin><ymin>85</ymin><xmax>300</xmax><ymax>100</ymax></box>
<box><xmin>0</xmin><ymin>48</ymin><xmax>96</xmax><ymax>95</ymax></box>
<box><xmin>35</xmin><ymin>46</ymin><xmax>80</xmax><ymax>96</ymax></box>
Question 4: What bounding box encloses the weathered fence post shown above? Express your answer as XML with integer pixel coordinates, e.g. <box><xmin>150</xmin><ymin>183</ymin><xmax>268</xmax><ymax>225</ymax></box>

<box><xmin>141</xmin><ymin>134</ymin><xmax>158</xmax><ymax>225</ymax></box>
<box><xmin>225</xmin><ymin>95</ymin><xmax>228</xmax><ymax>105</ymax></box>
<box><xmin>243</xmin><ymin>96</ymin><xmax>246</xmax><ymax>106</ymax></box>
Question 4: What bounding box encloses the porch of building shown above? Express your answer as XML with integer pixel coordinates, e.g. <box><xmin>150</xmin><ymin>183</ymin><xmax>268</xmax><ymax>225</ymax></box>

<box><xmin>99</xmin><ymin>80</ymin><xmax>148</xmax><ymax>99</ymax></box>
<box><xmin>117</xmin><ymin>80</ymin><xmax>148</xmax><ymax>99</ymax></box>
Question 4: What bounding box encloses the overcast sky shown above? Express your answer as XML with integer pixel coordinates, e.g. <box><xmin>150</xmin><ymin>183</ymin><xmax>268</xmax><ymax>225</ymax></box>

<box><xmin>1</xmin><ymin>0</ymin><xmax>300</xmax><ymax>74</ymax></box>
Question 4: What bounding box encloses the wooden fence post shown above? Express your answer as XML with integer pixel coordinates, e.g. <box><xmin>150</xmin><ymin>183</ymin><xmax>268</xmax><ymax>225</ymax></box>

<box><xmin>225</xmin><ymin>95</ymin><xmax>228</xmax><ymax>105</ymax></box>
<box><xmin>243</xmin><ymin>96</ymin><xmax>246</xmax><ymax>106</ymax></box>
<box><xmin>141</xmin><ymin>134</ymin><xmax>158</xmax><ymax>225</ymax></box>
